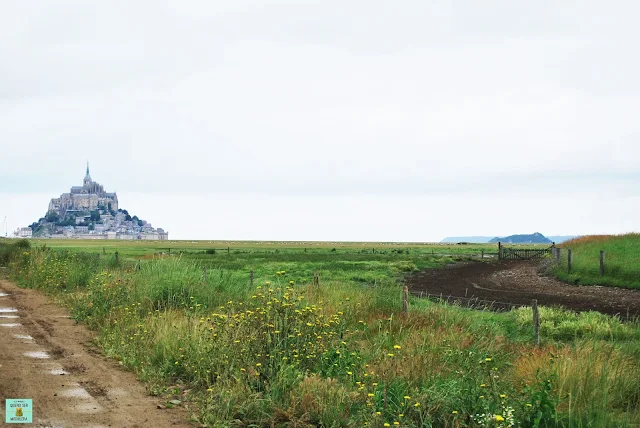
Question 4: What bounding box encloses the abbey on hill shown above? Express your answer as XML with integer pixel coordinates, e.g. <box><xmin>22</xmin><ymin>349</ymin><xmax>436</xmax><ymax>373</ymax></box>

<box><xmin>48</xmin><ymin>164</ymin><xmax>119</xmax><ymax>215</ymax></box>
<box><xmin>26</xmin><ymin>164</ymin><xmax>168</xmax><ymax>240</ymax></box>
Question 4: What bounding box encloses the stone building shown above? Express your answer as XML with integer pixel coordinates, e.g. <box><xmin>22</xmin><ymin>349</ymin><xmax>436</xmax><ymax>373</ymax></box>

<box><xmin>14</xmin><ymin>227</ymin><xmax>33</xmax><ymax>238</ymax></box>
<box><xmin>48</xmin><ymin>164</ymin><xmax>119</xmax><ymax>216</ymax></box>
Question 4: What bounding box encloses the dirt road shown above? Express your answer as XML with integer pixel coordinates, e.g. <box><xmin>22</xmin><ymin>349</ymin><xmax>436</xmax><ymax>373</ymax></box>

<box><xmin>0</xmin><ymin>279</ymin><xmax>193</xmax><ymax>428</ymax></box>
<box><xmin>407</xmin><ymin>260</ymin><xmax>640</xmax><ymax>317</ymax></box>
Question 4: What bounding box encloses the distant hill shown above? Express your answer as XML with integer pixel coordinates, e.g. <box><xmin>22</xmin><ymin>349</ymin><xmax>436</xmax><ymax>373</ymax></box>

<box><xmin>26</xmin><ymin>164</ymin><xmax>168</xmax><ymax>240</ymax></box>
<box><xmin>489</xmin><ymin>232</ymin><xmax>552</xmax><ymax>244</ymax></box>
<box><xmin>440</xmin><ymin>236</ymin><xmax>494</xmax><ymax>243</ymax></box>
<box><xmin>441</xmin><ymin>234</ymin><xmax>579</xmax><ymax>244</ymax></box>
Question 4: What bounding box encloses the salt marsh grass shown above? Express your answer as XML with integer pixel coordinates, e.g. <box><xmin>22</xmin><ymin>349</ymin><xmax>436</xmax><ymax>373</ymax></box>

<box><xmin>552</xmin><ymin>233</ymin><xmax>640</xmax><ymax>289</ymax></box>
<box><xmin>3</xmin><ymin>240</ymin><xmax>640</xmax><ymax>426</ymax></box>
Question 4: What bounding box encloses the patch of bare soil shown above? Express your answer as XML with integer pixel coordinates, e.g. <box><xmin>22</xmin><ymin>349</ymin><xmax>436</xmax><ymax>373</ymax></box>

<box><xmin>406</xmin><ymin>260</ymin><xmax>640</xmax><ymax>318</ymax></box>
<box><xmin>0</xmin><ymin>279</ymin><xmax>194</xmax><ymax>427</ymax></box>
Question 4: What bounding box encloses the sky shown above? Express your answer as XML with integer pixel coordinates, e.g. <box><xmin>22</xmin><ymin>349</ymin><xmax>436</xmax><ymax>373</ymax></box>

<box><xmin>1</xmin><ymin>0</ymin><xmax>638</xmax><ymax>241</ymax></box>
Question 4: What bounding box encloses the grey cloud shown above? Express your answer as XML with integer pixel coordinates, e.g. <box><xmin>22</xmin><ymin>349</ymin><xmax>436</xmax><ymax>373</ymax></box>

<box><xmin>1</xmin><ymin>0</ymin><xmax>639</xmax><ymax>239</ymax></box>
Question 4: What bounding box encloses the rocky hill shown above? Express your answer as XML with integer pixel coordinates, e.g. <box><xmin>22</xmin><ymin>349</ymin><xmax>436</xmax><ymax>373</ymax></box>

<box><xmin>26</xmin><ymin>164</ymin><xmax>168</xmax><ymax>240</ymax></box>
<box><xmin>489</xmin><ymin>232</ymin><xmax>552</xmax><ymax>244</ymax></box>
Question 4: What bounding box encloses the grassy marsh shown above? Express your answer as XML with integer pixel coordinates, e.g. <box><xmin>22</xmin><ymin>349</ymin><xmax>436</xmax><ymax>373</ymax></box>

<box><xmin>2</xmin><ymin>238</ymin><xmax>640</xmax><ymax>427</ymax></box>
<box><xmin>552</xmin><ymin>234</ymin><xmax>640</xmax><ymax>289</ymax></box>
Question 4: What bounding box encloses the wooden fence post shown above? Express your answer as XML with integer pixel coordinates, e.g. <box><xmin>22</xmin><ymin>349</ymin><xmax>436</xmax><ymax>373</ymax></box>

<box><xmin>402</xmin><ymin>286</ymin><xmax>408</xmax><ymax>315</ymax></box>
<box><xmin>600</xmin><ymin>250</ymin><xmax>605</xmax><ymax>276</ymax></box>
<box><xmin>115</xmin><ymin>251</ymin><xmax>119</xmax><ymax>263</ymax></box>
<box><xmin>227</xmin><ymin>247</ymin><xmax>230</xmax><ymax>254</ymax></box>
<box><xmin>532</xmin><ymin>299</ymin><xmax>540</xmax><ymax>346</ymax></box>
<box><xmin>203</xmin><ymin>266</ymin><xmax>207</xmax><ymax>282</ymax></box>
<box><xmin>567</xmin><ymin>249</ymin><xmax>572</xmax><ymax>273</ymax></box>
<box><xmin>250</xmin><ymin>270</ymin><xmax>254</xmax><ymax>287</ymax></box>
<box><xmin>556</xmin><ymin>247</ymin><xmax>561</xmax><ymax>261</ymax></box>
<box><xmin>313</xmin><ymin>272</ymin><xmax>319</xmax><ymax>287</ymax></box>
<box><xmin>481</xmin><ymin>250</ymin><xmax>484</xmax><ymax>259</ymax></box>
<box><xmin>498</xmin><ymin>242</ymin><xmax>502</xmax><ymax>261</ymax></box>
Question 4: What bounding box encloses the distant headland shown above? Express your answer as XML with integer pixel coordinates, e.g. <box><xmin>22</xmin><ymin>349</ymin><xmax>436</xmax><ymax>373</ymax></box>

<box><xmin>16</xmin><ymin>164</ymin><xmax>168</xmax><ymax>240</ymax></box>
<box><xmin>441</xmin><ymin>233</ymin><xmax>579</xmax><ymax>244</ymax></box>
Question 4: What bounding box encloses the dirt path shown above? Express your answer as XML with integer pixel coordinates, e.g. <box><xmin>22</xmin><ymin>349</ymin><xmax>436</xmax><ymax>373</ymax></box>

<box><xmin>406</xmin><ymin>260</ymin><xmax>640</xmax><ymax>318</ymax></box>
<box><xmin>0</xmin><ymin>279</ymin><xmax>193</xmax><ymax>428</ymax></box>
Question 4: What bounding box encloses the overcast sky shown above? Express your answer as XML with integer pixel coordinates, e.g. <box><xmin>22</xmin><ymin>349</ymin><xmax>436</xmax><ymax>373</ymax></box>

<box><xmin>1</xmin><ymin>1</ymin><xmax>638</xmax><ymax>241</ymax></box>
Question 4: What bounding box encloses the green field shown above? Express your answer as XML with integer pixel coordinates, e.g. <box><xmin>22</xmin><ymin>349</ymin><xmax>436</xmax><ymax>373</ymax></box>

<box><xmin>551</xmin><ymin>234</ymin><xmax>640</xmax><ymax>289</ymax></box>
<box><xmin>2</xmin><ymin>238</ymin><xmax>640</xmax><ymax>427</ymax></box>
<box><xmin>29</xmin><ymin>239</ymin><xmax>499</xmax><ymax>289</ymax></box>
<box><xmin>28</xmin><ymin>238</ymin><xmax>500</xmax><ymax>257</ymax></box>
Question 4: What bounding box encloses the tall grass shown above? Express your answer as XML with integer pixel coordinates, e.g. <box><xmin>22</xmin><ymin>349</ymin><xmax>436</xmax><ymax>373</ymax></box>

<box><xmin>5</xmin><ymin>242</ymin><xmax>640</xmax><ymax>427</ymax></box>
<box><xmin>552</xmin><ymin>233</ymin><xmax>640</xmax><ymax>289</ymax></box>
<box><xmin>0</xmin><ymin>238</ymin><xmax>31</xmax><ymax>266</ymax></box>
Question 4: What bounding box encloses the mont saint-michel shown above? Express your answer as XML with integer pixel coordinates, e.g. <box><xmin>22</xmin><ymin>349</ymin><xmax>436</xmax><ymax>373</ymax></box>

<box><xmin>24</xmin><ymin>164</ymin><xmax>168</xmax><ymax>240</ymax></box>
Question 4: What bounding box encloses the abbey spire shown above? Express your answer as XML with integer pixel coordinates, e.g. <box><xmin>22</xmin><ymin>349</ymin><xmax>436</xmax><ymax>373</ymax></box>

<box><xmin>83</xmin><ymin>161</ymin><xmax>92</xmax><ymax>186</ymax></box>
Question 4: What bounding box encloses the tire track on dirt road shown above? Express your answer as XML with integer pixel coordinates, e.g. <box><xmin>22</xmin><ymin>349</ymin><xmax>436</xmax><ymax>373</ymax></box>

<box><xmin>406</xmin><ymin>260</ymin><xmax>640</xmax><ymax>317</ymax></box>
<box><xmin>0</xmin><ymin>279</ymin><xmax>193</xmax><ymax>428</ymax></box>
